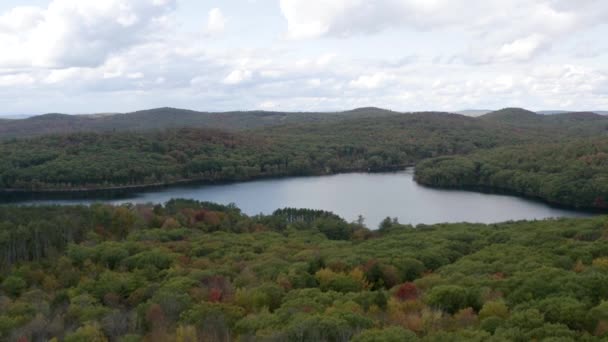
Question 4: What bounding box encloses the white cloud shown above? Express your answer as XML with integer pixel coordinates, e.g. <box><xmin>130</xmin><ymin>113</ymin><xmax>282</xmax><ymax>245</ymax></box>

<box><xmin>43</xmin><ymin>68</ymin><xmax>81</xmax><ymax>84</ymax></box>
<box><xmin>0</xmin><ymin>0</ymin><xmax>176</xmax><ymax>68</ymax></box>
<box><xmin>0</xmin><ymin>73</ymin><xmax>36</xmax><ymax>87</ymax></box>
<box><xmin>258</xmin><ymin>100</ymin><xmax>277</xmax><ymax>109</ymax></box>
<box><xmin>307</xmin><ymin>78</ymin><xmax>321</xmax><ymax>87</ymax></box>
<box><xmin>496</xmin><ymin>34</ymin><xmax>548</xmax><ymax>62</ymax></box>
<box><xmin>0</xmin><ymin>0</ymin><xmax>605</xmax><ymax>115</ymax></box>
<box><xmin>279</xmin><ymin>0</ymin><xmax>608</xmax><ymax>63</ymax></box>
<box><xmin>205</xmin><ymin>8</ymin><xmax>226</xmax><ymax>35</ymax></box>
<box><xmin>349</xmin><ymin>73</ymin><xmax>394</xmax><ymax>89</ymax></box>
<box><xmin>280</xmin><ymin>0</ymin><xmax>608</xmax><ymax>38</ymax></box>
<box><xmin>127</xmin><ymin>72</ymin><xmax>145</xmax><ymax>79</ymax></box>
<box><xmin>223</xmin><ymin>69</ymin><xmax>253</xmax><ymax>85</ymax></box>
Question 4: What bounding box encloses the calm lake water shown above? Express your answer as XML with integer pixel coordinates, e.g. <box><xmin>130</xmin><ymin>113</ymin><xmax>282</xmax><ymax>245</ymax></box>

<box><xmin>1</xmin><ymin>169</ymin><xmax>593</xmax><ymax>228</ymax></box>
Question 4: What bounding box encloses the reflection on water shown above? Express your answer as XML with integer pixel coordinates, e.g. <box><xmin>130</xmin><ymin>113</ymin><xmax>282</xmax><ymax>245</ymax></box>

<box><xmin>1</xmin><ymin>169</ymin><xmax>593</xmax><ymax>228</ymax></box>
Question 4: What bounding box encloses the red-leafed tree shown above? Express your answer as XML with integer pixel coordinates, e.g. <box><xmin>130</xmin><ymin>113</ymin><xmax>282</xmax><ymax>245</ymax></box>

<box><xmin>208</xmin><ymin>288</ymin><xmax>222</xmax><ymax>302</ymax></box>
<box><xmin>395</xmin><ymin>282</ymin><xmax>419</xmax><ymax>301</ymax></box>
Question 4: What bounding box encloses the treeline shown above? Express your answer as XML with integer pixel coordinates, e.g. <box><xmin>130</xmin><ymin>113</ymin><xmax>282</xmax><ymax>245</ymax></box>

<box><xmin>0</xmin><ymin>113</ymin><xmax>535</xmax><ymax>191</ymax></box>
<box><xmin>1</xmin><ymin>201</ymin><xmax>608</xmax><ymax>340</ymax></box>
<box><xmin>414</xmin><ymin>138</ymin><xmax>608</xmax><ymax>209</ymax></box>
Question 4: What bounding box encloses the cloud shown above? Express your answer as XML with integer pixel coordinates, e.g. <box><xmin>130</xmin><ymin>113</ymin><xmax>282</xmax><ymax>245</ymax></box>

<box><xmin>279</xmin><ymin>0</ymin><xmax>608</xmax><ymax>62</ymax></box>
<box><xmin>0</xmin><ymin>0</ymin><xmax>605</xmax><ymax>115</ymax></box>
<box><xmin>0</xmin><ymin>73</ymin><xmax>36</xmax><ymax>87</ymax></box>
<box><xmin>223</xmin><ymin>69</ymin><xmax>253</xmax><ymax>85</ymax></box>
<box><xmin>496</xmin><ymin>34</ymin><xmax>549</xmax><ymax>62</ymax></box>
<box><xmin>280</xmin><ymin>0</ymin><xmax>608</xmax><ymax>38</ymax></box>
<box><xmin>349</xmin><ymin>72</ymin><xmax>394</xmax><ymax>89</ymax></box>
<box><xmin>0</xmin><ymin>0</ymin><xmax>176</xmax><ymax>68</ymax></box>
<box><xmin>258</xmin><ymin>100</ymin><xmax>277</xmax><ymax>109</ymax></box>
<box><xmin>205</xmin><ymin>8</ymin><xmax>226</xmax><ymax>35</ymax></box>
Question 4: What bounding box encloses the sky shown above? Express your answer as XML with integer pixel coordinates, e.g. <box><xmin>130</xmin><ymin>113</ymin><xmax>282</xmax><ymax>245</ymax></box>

<box><xmin>0</xmin><ymin>0</ymin><xmax>606</xmax><ymax>115</ymax></box>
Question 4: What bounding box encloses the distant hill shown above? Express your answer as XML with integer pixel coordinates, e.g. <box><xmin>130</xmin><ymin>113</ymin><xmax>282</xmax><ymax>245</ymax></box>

<box><xmin>2</xmin><ymin>106</ymin><xmax>606</xmax><ymax>141</ymax></box>
<box><xmin>480</xmin><ymin>107</ymin><xmax>542</xmax><ymax>123</ymax></box>
<box><xmin>479</xmin><ymin>108</ymin><xmax>608</xmax><ymax>137</ymax></box>
<box><xmin>0</xmin><ymin>107</ymin><xmax>399</xmax><ymax>139</ymax></box>
<box><xmin>482</xmin><ymin>108</ymin><xmax>605</xmax><ymax>123</ymax></box>
<box><xmin>547</xmin><ymin>111</ymin><xmax>605</xmax><ymax>121</ymax></box>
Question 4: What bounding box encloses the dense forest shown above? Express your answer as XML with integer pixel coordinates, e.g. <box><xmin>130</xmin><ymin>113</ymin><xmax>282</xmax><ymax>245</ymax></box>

<box><xmin>2</xmin><ymin>108</ymin><xmax>608</xmax><ymax>211</ymax></box>
<box><xmin>414</xmin><ymin>138</ymin><xmax>608</xmax><ymax>209</ymax></box>
<box><xmin>0</xmin><ymin>108</ymin><xmax>608</xmax><ymax>195</ymax></box>
<box><xmin>1</xmin><ymin>200</ymin><xmax>608</xmax><ymax>341</ymax></box>
<box><xmin>0</xmin><ymin>113</ymin><xmax>534</xmax><ymax>191</ymax></box>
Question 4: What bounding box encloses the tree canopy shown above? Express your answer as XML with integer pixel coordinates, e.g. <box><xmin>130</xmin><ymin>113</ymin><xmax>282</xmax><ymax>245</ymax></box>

<box><xmin>1</xmin><ymin>201</ymin><xmax>608</xmax><ymax>340</ymax></box>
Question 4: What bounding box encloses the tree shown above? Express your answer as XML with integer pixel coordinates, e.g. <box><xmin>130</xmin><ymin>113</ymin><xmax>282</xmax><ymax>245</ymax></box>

<box><xmin>479</xmin><ymin>301</ymin><xmax>509</xmax><ymax>320</ymax></box>
<box><xmin>537</xmin><ymin>296</ymin><xmax>588</xmax><ymax>330</ymax></box>
<box><xmin>426</xmin><ymin>285</ymin><xmax>479</xmax><ymax>314</ymax></box>
<box><xmin>1</xmin><ymin>276</ymin><xmax>26</xmax><ymax>297</ymax></box>
<box><xmin>395</xmin><ymin>282</ymin><xmax>419</xmax><ymax>301</ymax></box>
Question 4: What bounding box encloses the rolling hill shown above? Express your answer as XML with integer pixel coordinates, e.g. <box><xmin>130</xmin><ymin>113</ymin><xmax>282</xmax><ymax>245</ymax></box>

<box><xmin>2</xmin><ymin>106</ymin><xmax>607</xmax><ymax>141</ymax></box>
<box><xmin>0</xmin><ymin>107</ymin><xmax>399</xmax><ymax>139</ymax></box>
<box><xmin>480</xmin><ymin>108</ymin><xmax>608</xmax><ymax>136</ymax></box>
<box><xmin>480</xmin><ymin>107</ymin><xmax>542</xmax><ymax>124</ymax></box>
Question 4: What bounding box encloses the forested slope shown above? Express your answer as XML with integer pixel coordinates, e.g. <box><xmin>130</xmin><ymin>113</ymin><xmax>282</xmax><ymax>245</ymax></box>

<box><xmin>1</xmin><ymin>201</ymin><xmax>608</xmax><ymax>341</ymax></box>
<box><xmin>0</xmin><ymin>113</ymin><xmax>533</xmax><ymax>191</ymax></box>
<box><xmin>415</xmin><ymin>138</ymin><xmax>608</xmax><ymax>209</ymax></box>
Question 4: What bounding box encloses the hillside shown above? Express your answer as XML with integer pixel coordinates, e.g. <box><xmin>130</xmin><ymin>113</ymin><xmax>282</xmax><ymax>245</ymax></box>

<box><xmin>546</xmin><ymin>112</ymin><xmax>606</xmax><ymax>122</ymax></box>
<box><xmin>0</xmin><ymin>107</ymin><xmax>398</xmax><ymax>140</ymax></box>
<box><xmin>415</xmin><ymin>138</ymin><xmax>608</xmax><ymax>209</ymax></box>
<box><xmin>3</xmin><ymin>108</ymin><xmax>608</xmax><ymax>193</ymax></box>
<box><xmin>0</xmin><ymin>112</ymin><xmax>540</xmax><ymax>192</ymax></box>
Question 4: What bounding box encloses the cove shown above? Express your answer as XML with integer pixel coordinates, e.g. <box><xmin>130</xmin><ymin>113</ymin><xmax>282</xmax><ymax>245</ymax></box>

<box><xmin>0</xmin><ymin>169</ymin><xmax>593</xmax><ymax>228</ymax></box>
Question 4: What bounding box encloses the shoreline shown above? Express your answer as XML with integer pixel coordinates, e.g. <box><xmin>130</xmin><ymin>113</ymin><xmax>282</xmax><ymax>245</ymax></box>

<box><xmin>0</xmin><ymin>164</ymin><xmax>412</xmax><ymax>195</ymax></box>
<box><xmin>414</xmin><ymin>181</ymin><xmax>608</xmax><ymax>214</ymax></box>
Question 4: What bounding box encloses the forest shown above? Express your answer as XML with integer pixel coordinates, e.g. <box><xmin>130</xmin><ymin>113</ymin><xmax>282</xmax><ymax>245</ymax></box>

<box><xmin>2</xmin><ymin>109</ymin><xmax>608</xmax><ymax>341</ymax></box>
<box><xmin>1</xmin><ymin>108</ymin><xmax>603</xmax><ymax>191</ymax></box>
<box><xmin>414</xmin><ymin>138</ymin><xmax>608</xmax><ymax>209</ymax></box>
<box><xmin>0</xmin><ymin>112</ymin><xmax>533</xmax><ymax>191</ymax></box>
<box><xmin>2</xmin><ymin>200</ymin><xmax>608</xmax><ymax>341</ymax></box>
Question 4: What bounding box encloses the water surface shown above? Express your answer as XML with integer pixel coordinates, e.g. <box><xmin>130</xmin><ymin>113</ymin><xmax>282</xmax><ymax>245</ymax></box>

<box><xmin>1</xmin><ymin>169</ymin><xmax>592</xmax><ymax>228</ymax></box>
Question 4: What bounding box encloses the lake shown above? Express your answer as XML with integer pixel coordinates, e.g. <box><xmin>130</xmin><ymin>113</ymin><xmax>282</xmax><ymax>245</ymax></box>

<box><xmin>1</xmin><ymin>169</ymin><xmax>593</xmax><ymax>228</ymax></box>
